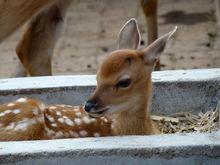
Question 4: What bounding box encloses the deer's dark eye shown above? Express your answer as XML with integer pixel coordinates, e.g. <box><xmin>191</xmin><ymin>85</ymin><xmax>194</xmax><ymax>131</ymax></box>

<box><xmin>116</xmin><ymin>79</ymin><xmax>131</xmax><ymax>89</ymax></box>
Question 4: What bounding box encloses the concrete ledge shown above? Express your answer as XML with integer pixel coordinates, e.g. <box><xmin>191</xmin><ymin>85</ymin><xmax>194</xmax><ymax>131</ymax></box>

<box><xmin>0</xmin><ymin>69</ymin><xmax>219</xmax><ymax>115</ymax></box>
<box><xmin>0</xmin><ymin>69</ymin><xmax>220</xmax><ymax>164</ymax></box>
<box><xmin>0</xmin><ymin>132</ymin><xmax>220</xmax><ymax>165</ymax></box>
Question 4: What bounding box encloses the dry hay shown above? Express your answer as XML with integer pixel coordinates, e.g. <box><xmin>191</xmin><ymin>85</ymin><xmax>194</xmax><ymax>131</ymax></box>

<box><xmin>152</xmin><ymin>101</ymin><xmax>220</xmax><ymax>134</ymax></box>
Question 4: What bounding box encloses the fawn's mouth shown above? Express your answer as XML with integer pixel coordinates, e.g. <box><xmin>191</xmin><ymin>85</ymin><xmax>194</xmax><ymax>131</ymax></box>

<box><xmin>88</xmin><ymin>107</ymin><xmax>109</xmax><ymax>118</ymax></box>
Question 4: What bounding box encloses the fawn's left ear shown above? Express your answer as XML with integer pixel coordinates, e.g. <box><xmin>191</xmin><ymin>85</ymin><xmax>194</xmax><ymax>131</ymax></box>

<box><xmin>118</xmin><ymin>18</ymin><xmax>141</xmax><ymax>50</ymax></box>
<box><xmin>143</xmin><ymin>26</ymin><xmax>177</xmax><ymax>64</ymax></box>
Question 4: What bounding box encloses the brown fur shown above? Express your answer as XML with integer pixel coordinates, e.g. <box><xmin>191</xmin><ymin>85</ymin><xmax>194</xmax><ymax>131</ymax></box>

<box><xmin>139</xmin><ymin>0</ymin><xmax>160</xmax><ymax>70</ymax></box>
<box><xmin>16</xmin><ymin>0</ymin><xmax>72</xmax><ymax>76</ymax></box>
<box><xmin>0</xmin><ymin>19</ymin><xmax>176</xmax><ymax>141</ymax></box>
<box><xmin>0</xmin><ymin>99</ymin><xmax>111</xmax><ymax>141</ymax></box>
<box><xmin>93</xmin><ymin>50</ymin><xmax>159</xmax><ymax>135</ymax></box>
<box><xmin>0</xmin><ymin>98</ymin><xmax>46</xmax><ymax>141</ymax></box>
<box><xmin>86</xmin><ymin>19</ymin><xmax>176</xmax><ymax>136</ymax></box>
<box><xmin>0</xmin><ymin>0</ymin><xmax>55</xmax><ymax>42</ymax></box>
<box><xmin>0</xmin><ymin>0</ymin><xmax>158</xmax><ymax>76</ymax></box>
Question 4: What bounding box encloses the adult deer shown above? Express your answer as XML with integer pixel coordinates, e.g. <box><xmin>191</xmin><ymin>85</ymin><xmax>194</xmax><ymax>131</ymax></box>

<box><xmin>0</xmin><ymin>19</ymin><xmax>176</xmax><ymax>141</ymax></box>
<box><xmin>0</xmin><ymin>0</ymin><xmax>159</xmax><ymax>77</ymax></box>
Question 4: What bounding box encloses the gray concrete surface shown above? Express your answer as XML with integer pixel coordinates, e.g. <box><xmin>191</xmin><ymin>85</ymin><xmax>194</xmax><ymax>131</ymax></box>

<box><xmin>0</xmin><ymin>69</ymin><xmax>220</xmax><ymax>164</ymax></box>
<box><xmin>0</xmin><ymin>69</ymin><xmax>219</xmax><ymax>115</ymax></box>
<box><xmin>0</xmin><ymin>132</ymin><xmax>220</xmax><ymax>165</ymax></box>
<box><xmin>0</xmin><ymin>0</ymin><xmax>219</xmax><ymax>78</ymax></box>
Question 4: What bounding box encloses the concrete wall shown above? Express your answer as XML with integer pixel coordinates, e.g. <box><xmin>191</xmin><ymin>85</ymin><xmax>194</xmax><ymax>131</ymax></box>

<box><xmin>0</xmin><ymin>69</ymin><xmax>219</xmax><ymax>115</ymax></box>
<box><xmin>0</xmin><ymin>69</ymin><xmax>220</xmax><ymax>164</ymax></box>
<box><xmin>0</xmin><ymin>132</ymin><xmax>220</xmax><ymax>165</ymax></box>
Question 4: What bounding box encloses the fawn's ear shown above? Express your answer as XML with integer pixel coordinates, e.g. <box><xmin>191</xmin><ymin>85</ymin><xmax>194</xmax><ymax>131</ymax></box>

<box><xmin>118</xmin><ymin>18</ymin><xmax>141</xmax><ymax>50</ymax></box>
<box><xmin>143</xmin><ymin>26</ymin><xmax>177</xmax><ymax>65</ymax></box>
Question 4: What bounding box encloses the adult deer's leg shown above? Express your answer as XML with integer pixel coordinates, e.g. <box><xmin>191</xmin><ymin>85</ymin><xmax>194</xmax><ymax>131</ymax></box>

<box><xmin>0</xmin><ymin>0</ymin><xmax>55</xmax><ymax>42</ymax></box>
<box><xmin>139</xmin><ymin>0</ymin><xmax>160</xmax><ymax>70</ymax></box>
<box><xmin>16</xmin><ymin>0</ymin><xmax>72</xmax><ymax>76</ymax></box>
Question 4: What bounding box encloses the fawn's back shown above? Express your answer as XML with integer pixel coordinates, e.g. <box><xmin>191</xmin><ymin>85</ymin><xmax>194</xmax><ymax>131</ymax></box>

<box><xmin>0</xmin><ymin>98</ymin><xmax>111</xmax><ymax>141</ymax></box>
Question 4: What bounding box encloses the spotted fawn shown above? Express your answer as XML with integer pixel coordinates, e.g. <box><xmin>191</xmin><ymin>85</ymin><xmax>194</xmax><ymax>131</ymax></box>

<box><xmin>0</xmin><ymin>19</ymin><xmax>176</xmax><ymax>141</ymax></box>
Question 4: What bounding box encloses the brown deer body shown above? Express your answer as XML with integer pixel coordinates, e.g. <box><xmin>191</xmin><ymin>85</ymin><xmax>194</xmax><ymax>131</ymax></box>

<box><xmin>0</xmin><ymin>98</ymin><xmax>111</xmax><ymax>141</ymax></box>
<box><xmin>0</xmin><ymin>0</ymin><xmax>159</xmax><ymax>77</ymax></box>
<box><xmin>0</xmin><ymin>19</ymin><xmax>176</xmax><ymax>141</ymax></box>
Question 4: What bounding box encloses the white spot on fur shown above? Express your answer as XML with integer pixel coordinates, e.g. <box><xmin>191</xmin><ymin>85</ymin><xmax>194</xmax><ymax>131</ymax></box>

<box><xmin>13</xmin><ymin>109</ymin><xmax>21</xmax><ymax>115</ymax></box>
<box><xmin>56</xmin><ymin>111</ymin><xmax>62</xmax><ymax>116</ymax></box>
<box><xmin>82</xmin><ymin>116</ymin><xmax>91</xmax><ymax>124</ymax></box>
<box><xmin>49</xmin><ymin>106</ymin><xmax>57</xmax><ymax>110</ymax></box>
<box><xmin>51</xmin><ymin>123</ymin><xmax>57</xmax><ymax>127</ymax></box>
<box><xmin>91</xmin><ymin>118</ymin><xmax>97</xmax><ymax>123</ymax></box>
<box><xmin>4</xmin><ymin>110</ymin><xmax>12</xmax><ymax>114</ymax></box>
<box><xmin>75</xmin><ymin>112</ymin><xmax>81</xmax><ymax>117</ymax></box>
<box><xmin>53</xmin><ymin>131</ymin><xmax>64</xmax><ymax>139</ymax></box>
<box><xmin>69</xmin><ymin>131</ymin><xmax>79</xmax><ymax>138</ymax></box>
<box><xmin>14</xmin><ymin>118</ymin><xmax>37</xmax><ymax>131</ymax></box>
<box><xmin>64</xmin><ymin>132</ymin><xmax>69</xmax><ymax>138</ymax></box>
<box><xmin>63</xmin><ymin>116</ymin><xmax>68</xmax><ymax>119</ymax></box>
<box><xmin>16</xmin><ymin>98</ymin><xmax>27</xmax><ymax>103</ymax></box>
<box><xmin>45</xmin><ymin>127</ymin><xmax>55</xmax><ymax>137</ymax></box>
<box><xmin>93</xmin><ymin>132</ymin><xmax>100</xmax><ymax>137</ymax></box>
<box><xmin>0</xmin><ymin>112</ymin><xmax>6</xmax><ymax>117</ymax></box>
<box><xmin>57</xmin><ymin>118</ymin><xmax>65</xmax><ymax>124</ymax></box>
<box><xmin>79</xmin><ymin>130</ymin><xmax>88</xmax><ymax>137</ymax></box>
<box><xmin>65</xmin><ymin>118</ymin><xmax>74</xmax><ymax>126</ymax></box>
<box><xmin>102</xmin><ymin>117</ymin><xmax>108</xmax><ymax>123</ymax></box>
<box><xmin>5</xmin><ymin>122</ymin><xmax>15</xmax><ymax>130</ymax></box>
<box><xmin>73</xmin><ymin>109</ymin><xmax>79</xmax><ymax>112</ymax></box>
<box><xmin>0</xmin><ymin>110</ymin><xmax>12</xmax><ymax>117</ymax></box>
<box><xmin>46</xmin><ymin>115</ymin><xmax>55</xmax><ymax>122</ymax></box>
<box><xmin>74</xmin><ymin>118</ymin><xmax>82</xmax><ymax>125</ymax></box>
<box><xmin>7</xmin><ymin>103</ymin><xmax>15</xmax><ymax>107</ymax></box>
<box><xmin>62</xmin><ymin>109</ymin><xmax>67</xmax><ymax>113</ymax></box>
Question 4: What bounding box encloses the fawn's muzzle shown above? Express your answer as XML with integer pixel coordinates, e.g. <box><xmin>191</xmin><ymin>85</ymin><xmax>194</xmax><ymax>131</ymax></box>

<box><xmin>84</xmin><ymin>100</ymin><xmax>97</xmax><ymax>113</ymax></box>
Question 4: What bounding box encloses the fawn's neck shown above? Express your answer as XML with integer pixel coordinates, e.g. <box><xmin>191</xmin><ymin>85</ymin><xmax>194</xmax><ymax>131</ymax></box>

<box><xmin>111</xmin><ymin>79</ymin><xmax>158</xmax><ymax>135</ymax></box>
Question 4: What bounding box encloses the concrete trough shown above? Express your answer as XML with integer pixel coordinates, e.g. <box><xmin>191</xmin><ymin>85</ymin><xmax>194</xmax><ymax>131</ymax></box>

<box><xmin>0</xmin><ymin>69</ymin><xmax>220</xmax><ymax>164</ymax></box>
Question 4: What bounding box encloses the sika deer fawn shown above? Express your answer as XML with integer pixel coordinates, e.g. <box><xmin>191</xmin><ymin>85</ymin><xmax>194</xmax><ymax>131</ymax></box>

<box><xmin>0</xmin><ymin>0</ymin><xmax>159</xmax><ymax>76</ymax></box>
<box><xmin>0</xmin><ymin>19</ymin><xmax>176</xmax><ymax>141</ymax></box>
<box><xmin>0</xmin><ymin>98</ymin><xmax>111</xmax><ymax>141</ymax></box>
<box><xmin>84</xmin><ymin>18</ymin><xmax>177</xmax><ymax>135</ymax></box>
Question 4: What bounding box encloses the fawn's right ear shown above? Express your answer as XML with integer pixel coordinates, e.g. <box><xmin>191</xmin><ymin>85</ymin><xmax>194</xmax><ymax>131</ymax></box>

<box><xmin>118</xmin><ymin>18</ymin><xmax>141</xmax><ymax>50</ymax></box>
<box><xmin>143</xmin><ymin>26</ymin><xmax>177</xmax><ymax>65</ymax></box>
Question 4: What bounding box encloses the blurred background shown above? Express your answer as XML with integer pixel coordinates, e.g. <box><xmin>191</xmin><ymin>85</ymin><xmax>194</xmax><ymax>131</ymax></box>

<box><xmin>0</xmin><ymin>0</ymin><xmax>219</xmax><ymax>78</ymax></box>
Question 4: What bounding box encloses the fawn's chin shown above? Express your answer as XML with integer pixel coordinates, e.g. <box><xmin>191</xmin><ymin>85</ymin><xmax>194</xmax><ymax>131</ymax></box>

<box><xmin>88</xmin><ymin>107</ymin><xmax>109</xmax><ymax>118</ymax></box>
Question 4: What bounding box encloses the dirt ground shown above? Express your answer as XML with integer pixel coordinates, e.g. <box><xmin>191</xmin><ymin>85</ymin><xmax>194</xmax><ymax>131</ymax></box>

<box><xmin>0</xmin><ymin>0</ymin><xmax>219</xmax><ymax>78</ymax></box>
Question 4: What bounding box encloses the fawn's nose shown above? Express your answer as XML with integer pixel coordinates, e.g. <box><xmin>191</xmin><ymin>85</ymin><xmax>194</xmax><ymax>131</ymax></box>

<box><xmin>84</xmin><ymin>100</ymin><xmax>97</xmax><ymax>113</ymax></box>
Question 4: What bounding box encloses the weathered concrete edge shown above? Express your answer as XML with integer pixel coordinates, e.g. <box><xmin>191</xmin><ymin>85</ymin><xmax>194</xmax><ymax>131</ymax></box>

<box><xmin>0</xmin><ymin>132</ymin><xmax>220</xmax><ymax>164</ymax></box>
<box><xmin>0</xmin><ymin>69</ymin><xmax>219</xmax><ymax>91</ymax></box>
<box><xmin>0</xmin><ymin>69</ymin><xmax>219</xmax><ymax>115</ymax></box>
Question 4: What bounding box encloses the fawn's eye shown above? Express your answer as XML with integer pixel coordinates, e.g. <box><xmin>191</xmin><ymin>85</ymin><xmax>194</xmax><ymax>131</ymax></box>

<box><xmin>116</xmin><ymin>78</ymin><xmax>131</xmax><ymax>89</ymax></box>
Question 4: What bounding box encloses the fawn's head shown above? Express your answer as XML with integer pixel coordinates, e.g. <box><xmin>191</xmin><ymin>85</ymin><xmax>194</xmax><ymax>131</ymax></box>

<box><xmin>85</xmin><ymin>18</ymin><xmax>177</xmax><ymax>117</ymax></box>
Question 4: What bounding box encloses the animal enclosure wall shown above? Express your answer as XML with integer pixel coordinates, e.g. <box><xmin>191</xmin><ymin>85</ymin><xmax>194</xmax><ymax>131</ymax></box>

<box><xmin>0</xmin><ymin>69</ymin><xmax>220</xmax><ymax>164</ymax></box>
